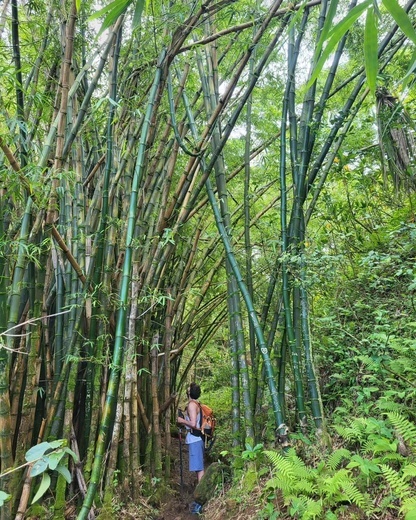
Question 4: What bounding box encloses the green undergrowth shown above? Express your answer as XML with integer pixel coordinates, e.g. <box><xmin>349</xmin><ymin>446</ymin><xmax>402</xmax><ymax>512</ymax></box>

<box><xmin>208</xmin><ymin>409</ymin><xmax>416</xmax><ymax>520</ymax></box>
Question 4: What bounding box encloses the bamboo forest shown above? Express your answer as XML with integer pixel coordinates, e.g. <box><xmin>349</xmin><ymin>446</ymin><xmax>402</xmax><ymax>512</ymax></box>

<box><xmin>1</xmin><ymin>0</ymin><xmax>416</xmax><ymax>518</ymax></box>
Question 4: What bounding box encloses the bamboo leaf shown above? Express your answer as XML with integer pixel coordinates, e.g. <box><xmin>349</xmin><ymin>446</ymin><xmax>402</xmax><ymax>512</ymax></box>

<box><xmin>132</xmin><ymin>0</ymin><xmax>145</xmax><ymax>29</ymax></box>
<box><xmin>364</xmin><ymin>7</ymin><xmax>378</xmax><ymax>95</ymax></box>
<box><xmin>382</xmin><ymin>0</ymin><xmax>416</xmax><ymax>45</ymax></box>
<box><xmin>307</xmin><ymin>0</ymin><xmax>372</xmax><ymax>88</ymax></box>
<box><xmin>31</xmin><ymin>473</ymin><xmax>50</xmax><ymax>504</ymax></box>
<box><xmin>55</xmin><ymin>464</ymin><xmax>72</xmax><ymax>483</ymax></box>
<box><xmin>88</xmin><ymin>0</ymin><xmax>132</xmax><ymax>35</ymax></box>
<box><xmin>76</xmin><ymin>0</ymin><xmax>81</xmax><ymax>13</ymax></box>
<box><xmin>315</xmin><ymin>0</ymin><xmax>340</xmax><ymax>58</ymax></box>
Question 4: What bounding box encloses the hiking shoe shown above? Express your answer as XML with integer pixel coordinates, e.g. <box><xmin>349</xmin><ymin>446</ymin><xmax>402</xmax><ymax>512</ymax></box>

<box><xmin>189</xmin><ymin>501</ymin><xmax>202</xmax><ymax>514</ymax></box>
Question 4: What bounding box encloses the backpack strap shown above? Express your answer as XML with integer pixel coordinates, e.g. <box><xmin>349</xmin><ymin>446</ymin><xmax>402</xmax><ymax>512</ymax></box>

<box><xmin>190</xmin><ymin>400</ymin><xmax>203</xmax><ymax>437</ymax></box>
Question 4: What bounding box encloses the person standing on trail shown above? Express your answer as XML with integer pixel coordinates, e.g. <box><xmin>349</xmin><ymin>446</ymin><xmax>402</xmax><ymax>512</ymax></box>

<box><xmin>177</xmin><ymin>382</ymin><xmax>205</xmax><ymax>482</ymax></box>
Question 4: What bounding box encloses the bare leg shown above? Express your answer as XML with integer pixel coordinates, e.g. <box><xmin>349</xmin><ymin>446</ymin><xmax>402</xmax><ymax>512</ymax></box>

<box><xmin>197</xmin><ymin>469</ymin><xmax>205</xmax><ymax>482</ymax></box>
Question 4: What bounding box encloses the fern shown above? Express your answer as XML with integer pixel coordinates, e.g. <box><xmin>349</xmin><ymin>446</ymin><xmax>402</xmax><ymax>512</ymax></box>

<box><xmin>380</xmin><ymin>464</ymin><xmax>412</xmax><ymax>499</ymax></box>
<box><xmin>386</xmin><ymin>412</ymin><xmax>416</xmax><ymax>448</ymax></box>
<box><xmin>401</xmin><ymin>496</ymin><xmax>416</xmax><ymax>518</ymax></box>
<box><xmin>402</xmin><ymin>463</ymin><xmax>416</xmax><ymax>480</ymax></box>
<box><xmin>327</xmin><ymin>448</ymin><xmax>351</xmax><ymax>471</ymax></box>
<box><xmin>321</xmin><ymin>468</ymin><xmax>351</xmax><ymax>496</ymax></box>
<box><xmin>263</xmin><ymin>450</ymin><xmax>296</xmax><ymax>480</ymax></box>
<box><xmin>287</xmin><ymin>495</ymin><xmax>323</xmax><ymax>519</ymax></box>
<box><xmin>376</xmin><ymin>398</ymin><xmax>405</xmax><ymax>414</ymax></box>
<box><xmin>339</xmin><ymin>479</ymin><xmax>372</xmax><ymax>510</ymax></box>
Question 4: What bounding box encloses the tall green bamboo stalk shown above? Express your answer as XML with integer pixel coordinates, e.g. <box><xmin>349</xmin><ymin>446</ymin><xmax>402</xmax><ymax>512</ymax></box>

<box><xmin>77</xmin><ymin>48</ymin><xmax>166</xmax><ymax>520</ymax></box>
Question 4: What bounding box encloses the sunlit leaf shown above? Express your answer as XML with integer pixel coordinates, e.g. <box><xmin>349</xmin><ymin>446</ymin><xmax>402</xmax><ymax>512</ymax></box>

<box><xmin>382</xmin><ymin>0</ymin><xmax>416</xmax><ymax>45</ymax></box>
<box><xmin>31</xmin><ymin>473</ymin><xmax>50</xmax><ymax>504</ymax></box>
<box><xmin>76</xmin><ymin>0</ymin><xmax>81</xmax><ymax>13</ymax></box>
<box><xmin>307</xmin><ymin>0</ymin><xmax>372</xmax><ymax>88</ymax></box>
<box><xmin>88</xmin><ymin>0</ymin><xmax>132</xmax><ymax>36</ymax></box>
<box><xmin>315</xmin><ymin>0</ymin><xmax>340</xmax><ymax>59</ymax></box>
<box><xmin>364</xmin><ymin>7</ymin><xmax>378</xmax><ymax>95</ymax></box>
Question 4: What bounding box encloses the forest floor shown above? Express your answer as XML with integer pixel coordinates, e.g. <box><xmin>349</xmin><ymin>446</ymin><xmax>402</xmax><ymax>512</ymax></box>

<box><xmin>156</xmin><ymin>432</ymin><xmax>204</xmax><ymax>520</ymax></box>
<box><xmin>154</xmin><ymin>432</ymin><xmax>261</xmax><ymax>520</ymax></box>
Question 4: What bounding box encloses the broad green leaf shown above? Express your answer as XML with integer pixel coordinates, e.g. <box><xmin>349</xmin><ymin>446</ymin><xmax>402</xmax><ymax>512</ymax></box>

<box><xmin>382</xmin><ymin>0</ymin><xmax>416</xmax><ymax>45</ymax></box>
<box><xmin>63</xmin><ymin>446</ymin><xmax>79</xmax><ymax>463</ymax></box>
<box><xmin>364</xmin><ymin>7</ymin><xmax>378</xmax><ymax>95</ymax></box>
<box><xmin>48</xmin><ymin>440</ymin><xmax>65</xmax><ymax>450</ymax></box>
<box><xmin>307</xmin><ymin>0</ymin><xmax>372</xmax><ymax>88</ymax></box>
<box><xmin>76</xmin><ymin>0</ymin><xmax>81</xmax><ymax>13</ymax></box>
<box><xmin>25</xmin><ymin>442</ymin><xmax>52</xmax><ymax>462</ymax></box>
<box><xmin>405</xmin><ymin>509</ymin><xmax>416</xmax><ymax>520</ymax></box>
<box><xmin>31</xmin><ymin>473</ymin><xmax>50</xmax><ymax>504</ymax></box>
<box><xmin>55</xmin><ymin>465</ymin><xmax>72</xmax><ymax>484</ymax></box>
<box><xmin>0</xmin><ymin>491</ymin><xmax>11</xmax><ymax>507</ymax></box>
<box><xmin>30</xmin><ymin>457</ymin><xmax>48</xmax><ymax>477</ymax></box>
<box><xmin>47</xmin><ymin>450</ymin><xmax>66</xmax><ymax>470</ymax></box>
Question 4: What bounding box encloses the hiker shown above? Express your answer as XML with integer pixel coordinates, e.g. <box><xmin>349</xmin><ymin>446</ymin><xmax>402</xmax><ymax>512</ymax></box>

<box><xmin>177</xmin><ymin>382</ymin><xmax>205</xmax><ymax>482</ymax></box>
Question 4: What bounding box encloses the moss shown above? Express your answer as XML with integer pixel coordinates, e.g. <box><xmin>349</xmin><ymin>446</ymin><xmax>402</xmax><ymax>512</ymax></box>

<box><xmin>26</xmin><ymin>503</ymin><xmax>49</xmax><ymax>519</ymax></box>
<box><xmin>240</xmin><ymin>468</ymin><xmax>258</xmax><ymax>493</ymax></box>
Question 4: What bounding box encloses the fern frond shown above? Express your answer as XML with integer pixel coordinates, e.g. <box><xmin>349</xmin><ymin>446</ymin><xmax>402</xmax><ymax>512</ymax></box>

<box><xmin>327</xmin><ymin>448</ymin><xmax>351</xmax><ymax>471</ymax></box>
<box><xmin>375</xmin><ymin>452</ymin><xmax>404</xmax><ymax>464</ymax></box>
<box><xmin>334</xmin><ymin>418</ymin><xmax>367</xmax><ymax>442</ymax></box>
<box><xmin>340</xmin><ymin>480</ymin><xmax>371</xmax><ymax>510</ymax></box>
<box><xmin>301</xmin><ymin>498</ymin><xmax>322</xmax><ymax>519</ymax></box>
<box><xmin>286</xmin><ymin>448</ymin><xmax>314</xmax><ymax>479</ymax></box>
<box><xmin>263</xmin><ymin>450</ymin><xmax>296</xmax><ymax>480</ymax></box>
<box><xmin>321</xmin><ymin>469</ymin><xmax>350</xmax><ymax>496</ymax></box>
<box><xmin>380</xmin><ymin>464</ymin><xmax>412</xmax><ymax>499</ymax></box>
<box><xmin>400</xmin><ymin>496</ymin><xmax>416</xmax><ymax>517</ymax></box>
<box><xmin>376</xmin><ymin>400</ymin><xmax>404</xmax><ymax>414</ymax></box>
<box><xmin>402</xmin><ymin>463</ymin><xmax>416</xmax><ymax>480</ymax></box>
<box><xmin>292</xmin><ymin>478</ymin><xmax>318</xmax><ymax>496</ymax></box>
<box><xmin>286</xmin><ymin>495</ymin><xmax>316</xmax><ymax>517</ymax></box>
<box><xmin>265</xmin><ymin>475</ymin><xmax>294</xmax><ymax>494</ymax></box>
<box><xmin>386</xmin><ymin>412</ymin><xmax>416</xmax><ymax>447</ymax></box>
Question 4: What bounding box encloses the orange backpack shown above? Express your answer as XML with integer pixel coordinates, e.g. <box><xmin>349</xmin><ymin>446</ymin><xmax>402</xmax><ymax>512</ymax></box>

<box><xmin>192</xmin><ymin>402</ymin><xmax>216</xmax><ymax>448</ymax></box>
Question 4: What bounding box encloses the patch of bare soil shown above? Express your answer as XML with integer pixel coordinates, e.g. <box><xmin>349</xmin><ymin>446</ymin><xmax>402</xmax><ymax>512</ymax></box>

<box><xmin>156</xmin><ymin>433</ymin><xmax>205</xmax><ymax>520</ymax></box>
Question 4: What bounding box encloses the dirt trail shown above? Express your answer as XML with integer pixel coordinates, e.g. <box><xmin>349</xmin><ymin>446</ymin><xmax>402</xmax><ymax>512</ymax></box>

<box><xmin>156</xmin><ymin>432</ymin><xmax>205</xmax><ymax>520</ymax></box>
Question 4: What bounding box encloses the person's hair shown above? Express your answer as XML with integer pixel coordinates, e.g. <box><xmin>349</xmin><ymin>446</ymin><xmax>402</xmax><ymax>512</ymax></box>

<box><xmin>189</xmin><ymin>382</ymin><xmax>201</xmax><ymax>400</ymax></box>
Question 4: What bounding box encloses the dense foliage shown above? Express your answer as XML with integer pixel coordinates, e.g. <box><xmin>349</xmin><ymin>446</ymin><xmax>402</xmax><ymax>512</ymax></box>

<box><xmin>0</xmin><ymin>0</ymin><xmax>415</xmax><ymax>518</ymax></box>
